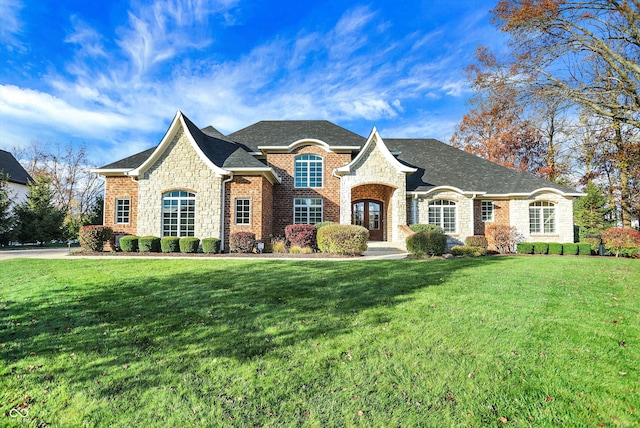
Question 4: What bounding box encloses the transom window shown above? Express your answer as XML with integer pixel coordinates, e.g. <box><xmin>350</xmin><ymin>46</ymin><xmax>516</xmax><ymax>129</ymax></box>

<box><xmin>295</xmin><ymin>154</ymin><xmax>323</xmax><ymax>188</ymax></box>
<box><xmin>115</xmin><ymin>198</ymin><xmax>130</xmax><ymax>224</ymax></box>
<box><xmin>162</xmin><ymin>190</ymin><xmax>195</xmax><ymax>237</ymax></box>
<box><xmin>235</xmin><ymin>198</ymin><xmax>251</xmax><ymax>225</ymax></box>
<box><xmin>481</xmin><ymin>200</ymin><xmax>494</xmax><ymax>222</ymax></box>
<box><xmin>294</xmin><ymin>198</ymin><xmax>323</xmax><ymax>224</ymax></box>
<box><xmin>529</xmin><ymin>201</ymin><xmax>555</xmax><ymax>234</ymax></box>
<box><xmin>428</xmin><ymin>199</ymin><xmax>457</xmax><ymax>233</ymax></box>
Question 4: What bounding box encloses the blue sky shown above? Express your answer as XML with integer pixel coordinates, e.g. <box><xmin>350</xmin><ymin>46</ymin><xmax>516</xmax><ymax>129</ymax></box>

<box><xmin>0</xmin><ymin>0</ymin><xmax>504</xmax><ymax>165</ymax></box>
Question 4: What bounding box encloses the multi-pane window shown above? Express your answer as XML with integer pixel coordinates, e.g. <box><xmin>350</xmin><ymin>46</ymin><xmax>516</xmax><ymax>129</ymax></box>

<box><xmin>294</xmin><ymin>154</ymin><xmax>323</xmax><ymax>188</ymax></box>
<box><xmin>162</xmin><ymin>190</ymin><xmax>195</xmax><ymax>237</ymax></box>
<box><xmin>529</xmin><ymin>201</ymin><xmax>555</xmax><ymax>234</ymax></box>
<box><xmin>481</xmin><ymin>200</ymin><xmax>494</xmax><ymax>222</ymax></box>
<box><xmin>115</xmin><ymin>198</ymin><xmax>130</xmax><ymax>224</ymax></box>
<box><xmin>428</xmin><ymin>199</ymin><xmax>457</xmax><ymax>233</ymax></box>
<box><xmin>235</xmin><ymin>199</ymin><xmax>251</xmax><ymax>225</ymax></box>
<box><xmin>294</xmin><ymin>198</ymin><xmax>323</xmax><ymax>224</ymax></box>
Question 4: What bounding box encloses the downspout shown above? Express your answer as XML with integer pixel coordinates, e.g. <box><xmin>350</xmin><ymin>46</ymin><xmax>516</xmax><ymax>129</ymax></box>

<box><xmin>220</xmin><ymin>174</ymin><xmax>234</xmax><ymax>252</ymax></box>
<box><xmin>470</xmin><ymin>193</ymin><xmax>477</xmax><ymax>236</ymax></box>
<box><xmin>412</xmin><ymin>194</ymin><xmax>418</xmax><ymax>224</ymax></box>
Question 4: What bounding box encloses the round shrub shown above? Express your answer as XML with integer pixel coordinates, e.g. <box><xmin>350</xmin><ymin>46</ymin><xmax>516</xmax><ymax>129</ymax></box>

<box><xmin>516</xmin><ymin>242</ymin><xmax>533</xmax><ymax>254</ymax></box>
<box><xmin>78</xmin><ymin>226</ymin><xmax>114</xmax><ymax>252</ymax></box>
<box><xmin>139</xmin><ymin>236</ymin><xmax>161</xmax><ymax>252</ymax></box>
<box><xmin>317</xmin><ymin>224</ymin><xmax>369</xmax><ymax>256</ymax></box>
<box><xmin>161</xmin><ymin>236</ymin><xmax>180</xmax><ymax>253</ymax></box>
<box><xmin>202</xmin><ymin>238</ymin><xmax>221</xmax><ymax>254</ymax></box>
<box><xmin>578</xmin><ymin>243</ymin><xmax>592</xmax><ymax>255</ymax></box>
<box><xmin>230</xmin><ymin>232</ymin><xmax>256</xmax><ymax>253</ymax></box>
<box><xmin>580</xmin><ymin>237</ymin><xmax>601</xmax><ymax>254</ymax></box>
<box><xmin>533</xmin><ymin>242</ymin><xmax>549</xmax><ymax>255</ymax></box>
<box><xmin>548</xmin><ymin>243</ymin><xmax>563</xmax><ymax>255</ymax></box>
<box><xmin>285</xmin><ymin>224</ymin><xmax>317</xmax><ymax>249</ymax></box>
<box><xmin>602</xmin><ymin>227</ymin><xmax>640</xmax><ymax>257</ymax></box>
<box><xmin>119</xmin><ymin>235</ymin><xmax>139</xmax><ymax>252</ymax></box>
<box><xmin>180</xmin><ymin>237</ymin><xmax>200</xmax><ymax>253</ymax></box>
<box><xmin>563</xmin><ymin>243</ymin><xmax>578</xmax><ymax>255</ymax></box>
<box><xmin>409</xmin><ymin>223</ymin><xmax>444</xmax><ymax>234</ymax></box>
<box><xmin>450</xmin><ymin>245</ymin><xmax>486</xmax><ymax>257</ymax></box>
<box><xmin>465</xmin><ymin>235</ymin><xmax>488</xmax><ymax>249</ymax></box>
<box><xmin>406</xmin><ymin>230</ymin><xmax>447</xmax><ymax>257</ymax></box>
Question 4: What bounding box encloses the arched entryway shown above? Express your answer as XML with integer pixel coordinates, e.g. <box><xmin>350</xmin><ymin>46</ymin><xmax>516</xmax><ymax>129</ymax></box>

<box><xmin>350</xmin><ymin>183</ymin><xmax>395</xmax><ymax>241</ymax></box>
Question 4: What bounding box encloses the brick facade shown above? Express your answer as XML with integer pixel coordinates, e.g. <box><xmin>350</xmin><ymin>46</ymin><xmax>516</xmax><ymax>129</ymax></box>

<box><xmin>224</xmin><ymin>175</ymin><xmax>274</xmax><ymax>244</ymax></box>
<box><xmin>473</xmin><ymin>199</ymin><xmax>510</xmax><ymax>236</ymax></box>
<box><xmin>104</xmin><ymin>175</ymin><xmax>139</xmax><ymax>236</ymax></box>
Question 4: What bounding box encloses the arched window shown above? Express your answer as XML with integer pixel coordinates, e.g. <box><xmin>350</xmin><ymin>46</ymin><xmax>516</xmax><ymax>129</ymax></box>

<box><xmin>428</xmin><ymin>199</ymin><xmax>456</xmax><ymax>233</ymax></box>
<box><xmin>295</xmin><ymin>154</ymin><xmax>323</xmax><ymax>188</ymax></box>
<box><xmin>529</xmin><ymin>201</ymin><xmax>555</xmax><ymax>234</ymax></box>
<box><xmin>162</xmin><ymin>190</ymin><xmax>195</xmax><ymax>237</ymax></box>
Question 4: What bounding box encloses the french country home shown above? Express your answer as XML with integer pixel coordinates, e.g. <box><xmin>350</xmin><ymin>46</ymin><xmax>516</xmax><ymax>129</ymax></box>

<box><xmin>93</xmin><ymin>111</ymin><xmax>583</xmax><ymax>250</ymax></box>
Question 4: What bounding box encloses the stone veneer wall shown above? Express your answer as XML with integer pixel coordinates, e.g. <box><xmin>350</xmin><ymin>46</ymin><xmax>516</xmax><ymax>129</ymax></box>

<box><xmin>339</xmin><ymin>139</ymin><xmax>407</xmax><ymax>242</ymax></box>
<box><xmin>224</xmin><ymin>175</ymin><xmax>273</xmax><ymax>244</ymax></box>
<box><xmin>104</xmin><ymin>175</ymin><xmax>139</xmax><ymax>236</ymax></box>
<box><xmin>510</xmin><ymin>192</ymin><xmax>575</xmax><ymax>243</ymax></box>
<box><xmin>136</xmin><ymin>129</ymin><xmax>223</xmax><ymax>238</ymax></box>
<box><xmin>409</xmin><ymin>191</ymin><xmax>474</xmax><ymax>247</ymax></box>
<box><xmin>267</xmin><ymin>146</ymin><xmax>349</xmax><ymax>237</ymax></box>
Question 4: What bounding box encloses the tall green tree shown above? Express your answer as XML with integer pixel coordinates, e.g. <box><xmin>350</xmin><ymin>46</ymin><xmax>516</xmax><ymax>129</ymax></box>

<box><xmin>13</xmin><ymin>176</ymin><xmax>65</xmax><ymax>244</ymax></box>
<box><xmin>0</xmin><ymin>173</ymin><xmax>13</xmax><ymax>245</ymax></box>
<box><xmin>574</xmin><ymin>181</ymin><xmax>613</xmax><ymax>238</ymax></box>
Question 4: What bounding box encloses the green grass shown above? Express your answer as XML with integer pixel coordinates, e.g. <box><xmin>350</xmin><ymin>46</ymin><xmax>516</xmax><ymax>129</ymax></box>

<box><xmin>1</xmin><ymin>257</ymin><xmax>638</xmax><ymax>427</ymax></box>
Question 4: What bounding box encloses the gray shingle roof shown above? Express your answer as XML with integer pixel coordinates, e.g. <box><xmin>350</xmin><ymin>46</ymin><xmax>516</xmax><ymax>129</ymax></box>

<box><xmin>227</xmin><ymin>120</ymin><xmax>366</xmax><ymax>151</ymax></box>
<box><xmin>0</xmin><ymin>149</ymin><xmax>33</xmax><ymax>185</ymax></box>
<box><xmin>385</xmin><ymin>138</ymin><xmax>577</xmax><ymax>194</ymax></box>
<box><xmin>99</xmin><ymin>147</ymin><xmax>157</xmax><ymax>170</ymax></box>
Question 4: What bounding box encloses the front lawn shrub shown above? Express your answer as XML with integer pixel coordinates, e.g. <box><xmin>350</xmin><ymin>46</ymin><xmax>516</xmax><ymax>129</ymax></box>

<box><xmin>533</xmin><ymin>242</ymin><xmax>549</xmax><ymax>255</ymax></box>
<box><xmin>289</xmin><ymin>245</ymin><xmax>313</xmax><ymax>254</ymax></box>
<box><xmin>578</xmin><ymin>243</ymin><xmax>592</xmax><ymax>255</ymax></box>
<box><xmin>230</xmin><ymin>232</ymin><xmax>256</xmax><ymax>253</ymax></box>
<box><xmin>406</xmin><ymin>230</ymin><xmax>447</xmax><ymax>257</ymax></box>
<box><xmin>161</xmin><ymin>236</ymin><xmax>180</xmax><ymax>253</ymax></box>
<box><xmin>317</xmin><ymin>224</ymin><xmax>369</xmax><ymax>255</ymax></box>
<box><xmin>119</xmin><ymin>235</ymin><xmax>139</xmax><ymax>252</ymax></box>
<box><xmin>563</xmin><ymin>243</ymin><xmax>579</xmax><ymax>255</ymax></box>
<box><xmin>602</xmin><ymin>227</ymin><xmax>640</xmax><ymax>257</ymax></box>
<box><xmin>285</xmin><ymin>224</ymin><xmax>317</xmax><ymax>249</ymax></box>
<box><xmin>465</xmin><ymin>235</ymin><xmax>488</xmax><ymax>249</ymax></box>
<box><xmin>201</xmin><ymin>238</ymin><xmax>221</xmax><ymax>254</ymax></box>
<box><xmin>486</xmin><ymin>224</ymin><xmax>518</xmax><ymax>254</ymax></box>
<box><xmin>516</xmin><ymin>242</ymin><xmax>533</xmax><ymax>254</ymax></box>
<box><xmin>314</xmin><ymin>221</ymin><xmax>336</xmax><ymax>230</ymax></box>
<box><xmin>581</xmin><ymin>237</ymin><xmax>601</xmax><ymax>254</ymax></box>
<box><xmin>139</xmin><ymin>236</ymin><xmax>161</xmax><ymax>252</ymax></box>
<box><xmin>548</xmin><ymin>243</ymin><xmax>563</xmax><ymax>255</ymax></box>
<box><xmin>179</xmin><ymin>237</ymin><xmax>200</xmax><ymax>253</ymax></box>
<box><xmin>409</xmin><ymin>223</ymin><xmax>444</xmax><ymax>234</ymax></box>
<box><xmin>270</xmin><ymin>237</ymin><xmax>288</xmax><ymax>254</ymax></box>
<box><xmin>450</xmin><ymin>245</ymin><xmax>486</xmax><ymax>257</ymax></box>
<box><xmin>78</xmin><ymin>226</ymin><xmax>114</xmax><ymax>252</ymax></box>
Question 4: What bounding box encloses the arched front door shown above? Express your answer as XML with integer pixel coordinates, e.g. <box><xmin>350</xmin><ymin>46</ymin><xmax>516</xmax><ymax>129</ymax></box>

<box><xmin>352</xmin><ymin>199</ymin><xmax>383</xmax><ymax>241</ymax></box>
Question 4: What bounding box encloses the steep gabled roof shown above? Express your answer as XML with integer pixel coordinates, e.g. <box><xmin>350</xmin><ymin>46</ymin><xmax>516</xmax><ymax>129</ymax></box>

<box><xmin>385</xmin><ymin>138</ymin><xmax>580</xmax><ymax>196</ymax></box>
<box><xmin>227</xmin><ymin>120</ymin><xmax>366</xmax><ymax>151</ymax></box>
<box><xmin>98</xmin><ymin>147</ymin><xmax>157</xmax><ymax>170</ymax></box>
<box><xmin>0</xmin><ymin>149</ymin><xmax>32</xmax><ymax>185</ymax></box>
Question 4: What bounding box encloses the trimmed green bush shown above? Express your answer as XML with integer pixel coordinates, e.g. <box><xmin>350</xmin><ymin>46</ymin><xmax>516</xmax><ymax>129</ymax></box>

<box><xmin>450</xmin><ymin>245</ymin><xmax>486</xmax><ymax>257</ymax></box>
<box><xmin>139</xmin><ymin>236</ymin><xmax>161</xmax><ymax>252</ymax></box>
<box><xmin>533</xmin><ymin>242</ymin><xmax>549</xmax><ymax>255</ymax></box>
<box><xmin>202</xmin><ymin>238</ymin><xmax>221</xmax><ymax>254</ymax></box>
<box><xmin>314</xmin><ymin>221</ymin><xmax>336</xmax><ymax>230</ymax></box>
<box><xmin>563</xmin><ymin>243</ymin><xmax>579</xmax><ymax>255</ymax></box>
<box><xmin>161</xmin><ymin>236</ymin><xmax>180</xmax><ymax>253</ymax></box>
<box><xmin>580</xmin><ymin>237</ymin><xmax>601</xmax><ymax>254</ymax></box>
<box><xmin>409</xmin><ymin>223</ymin><xmax>445</xmax><ymax>234</ymax></box>
<box><xmin>317</xmin><ymin>224</ymin><xmax>369</xmax><ymax>255</ymax></box>
<box><xmin>578</xmin><ymin>243</ymin><xmax>592</xmax><ymax>256</ymax></box>
<box><xmin>119</xmin><ymin>235</ymin><xmax>139</xmax><ymax>252</ymax></box>
<box><xmin>516</xmin><ymin>242</ymin><xmax>533</xmax><ymax>254</ymax></box>
<box><xmin>179</xmin><ymin>237</ymin><xmax>200</xmax><ymax>253</ymax></box>
<box><xmin>548</xmin><ymin>243</ymin><xmax>563</xmax><ymax>255</ymax></box>
<box><xmin>406</xmin><ymin>230</ymin><xmax>447</xmax><ymax>257</ymax></box>
<box><xmin>230</xmin><ymin>232</ymin><xmax>256</xmax><ymax>253</ymax></box>
<box><xmin>465</xmin><ymin>235</ymin><xmax>488</xmax><ymax>249</ymax></box>
<box><xmin>78</xmin><ymin>226</ymin><xmax>114</xmax><ymax>252</ymax></box>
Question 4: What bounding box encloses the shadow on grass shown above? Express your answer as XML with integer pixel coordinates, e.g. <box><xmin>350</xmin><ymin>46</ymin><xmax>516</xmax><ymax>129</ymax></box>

<box><xmin>1</xmin><ymin>257</ymin><xmax>507</xmax><ymax>399</ymax></box>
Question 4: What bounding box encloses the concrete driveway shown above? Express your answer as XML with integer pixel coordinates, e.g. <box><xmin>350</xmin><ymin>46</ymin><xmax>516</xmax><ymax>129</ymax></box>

<box><xmin>0</xmin><ymin>247</ymin><xmax>71</xmax><ymax>260</ymax></box>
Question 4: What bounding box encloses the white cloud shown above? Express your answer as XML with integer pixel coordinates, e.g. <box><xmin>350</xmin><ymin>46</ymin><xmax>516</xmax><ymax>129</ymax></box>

<box><xmin>0</xmin><ymin>0</ymin><xmax>23</xmax><ymax>44</ymax></box>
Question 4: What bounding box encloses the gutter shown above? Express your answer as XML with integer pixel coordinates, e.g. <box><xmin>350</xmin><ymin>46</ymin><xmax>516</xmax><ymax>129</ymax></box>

<box><xmin>220</xmin><ymin>174</ymin><xmax>234</xmax><ymax>251</ymax></box>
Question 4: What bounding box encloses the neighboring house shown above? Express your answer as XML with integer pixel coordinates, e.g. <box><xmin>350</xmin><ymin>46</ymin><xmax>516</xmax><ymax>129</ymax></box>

<box><xmin>93</xmin><ymin>111</ymin><xmax>583</xmax><ymax>250</ymax></box>
<box><xmin>0</xmin><ymin>149</ymin><xmax>32</xmax><ymax>207</ymax></box>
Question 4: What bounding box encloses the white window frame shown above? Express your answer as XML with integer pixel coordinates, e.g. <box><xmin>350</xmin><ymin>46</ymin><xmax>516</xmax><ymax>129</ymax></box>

<box><xmin>529</xmin><ymin>201</ymin><xmax>556</xmax><ymax>234</ymax></box>
<box><xmin>294</xmin><ymin>154</ymin><xmax>323</xmax><ymax>188</ymax></box>
<box><xmin>162</xmin><ymin>190</ymin><xmax>196</xmax><ymax>237</ymax></box>
<box><xmin>115</xmin><ymin>198</ymin><xmax>130</xmax><ymax>224</ymax></box>
<box><xmin>235</xmin><ymin>198</ymin><xmax>251</xmax><ymax>225</ymax></box>
<box><xmin>427</xmin><ymin>199</ymin><xmax>457</xmax><ymax>233</ymax></box>
<box><xmin>294</xmin><ymin>198</ymin><xmax>323</xmax><ymax>224</ymax></box>
<box><xmin>481</xmin><ymin>200</ymin><xmax>494</xmax><ymax>222</ymax></box>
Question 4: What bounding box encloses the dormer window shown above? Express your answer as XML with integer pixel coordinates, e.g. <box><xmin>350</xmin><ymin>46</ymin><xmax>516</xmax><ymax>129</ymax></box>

<box><xmin>295</xmin><ymin>154</ymin><xmax>323</xmax><ymax>188</ymax></box>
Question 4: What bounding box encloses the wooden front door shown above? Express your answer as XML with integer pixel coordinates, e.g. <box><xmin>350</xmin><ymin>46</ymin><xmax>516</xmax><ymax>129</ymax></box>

<box><xmin>352</xmin><ymin>200</ymin><xmax>383</xmax><ymax>241</ymax></box>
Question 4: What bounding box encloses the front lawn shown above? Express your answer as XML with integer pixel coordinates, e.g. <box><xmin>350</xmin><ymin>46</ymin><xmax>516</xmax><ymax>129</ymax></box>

<box><xmin>1</xmin><ymin>257</ymin><xmax>638</xmax><ymax>427</ymax></box>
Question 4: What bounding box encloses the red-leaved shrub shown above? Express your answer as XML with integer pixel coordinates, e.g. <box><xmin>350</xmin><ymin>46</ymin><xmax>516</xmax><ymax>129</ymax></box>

<box><xmin>486</xmin><ymin>224</ymin><xmax>518</xmax><ymax>254</ymax></box>
<box><xmin>285</xmin><ymin>224</ymin><xmax>317</xmax><ymax>249</ymax></box>
<box><xmin>601</xmin><ymin>227</ymin><xmax>640</xmax><ymax>257</ymax></box>
<box><xmin>229</xmin><ymin>231</ymin><xmax>256</xmax><ymax>253</ymax></box>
